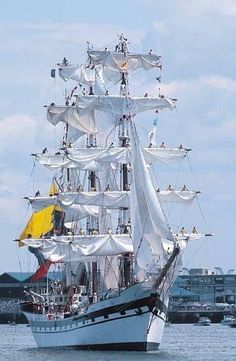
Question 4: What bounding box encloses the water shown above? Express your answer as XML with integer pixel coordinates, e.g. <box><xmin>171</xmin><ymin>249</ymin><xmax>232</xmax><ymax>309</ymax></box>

<box><xmin>0</xmin><ymin>324</ymin><xmax>235</xmax><ymax>361</ymax></box>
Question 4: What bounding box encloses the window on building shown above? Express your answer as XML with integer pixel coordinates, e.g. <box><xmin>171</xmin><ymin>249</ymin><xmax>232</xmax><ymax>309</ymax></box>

<box><xmin>215</xmin><ymin>287</ymin><xmax>224</xmax><ymax>292</ymax></box>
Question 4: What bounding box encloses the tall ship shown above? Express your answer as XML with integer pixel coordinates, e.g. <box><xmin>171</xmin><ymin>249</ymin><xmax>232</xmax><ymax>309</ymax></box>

<box><xmin>18</xmin><ymin>34</ymin><xmax>212</xmax><ymax>351</ymax></box>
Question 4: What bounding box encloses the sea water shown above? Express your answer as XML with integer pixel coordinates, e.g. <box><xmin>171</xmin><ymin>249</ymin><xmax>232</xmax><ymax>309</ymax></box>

<box><xmin>0</xmin><ymin>324</ymin><xmax>235</xmax><ymax>361</ymax></box>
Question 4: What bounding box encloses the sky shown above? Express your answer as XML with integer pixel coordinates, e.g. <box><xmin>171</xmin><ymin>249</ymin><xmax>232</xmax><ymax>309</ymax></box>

<box><xmin>0</xmin><ymin>0</ymin><xmax>235</xmax><ymax>274</ymax></box>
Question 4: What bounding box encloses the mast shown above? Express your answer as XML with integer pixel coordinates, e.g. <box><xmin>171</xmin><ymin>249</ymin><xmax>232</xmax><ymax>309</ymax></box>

<box><xmin>116</xmin><ymin>35</ymin><xmax>132</xmax><ymax>289</ymax></box>
<box><xmin>86</xmin><ymin>76</ymin><xmax>99</xmax><ymax>297</ymax></box>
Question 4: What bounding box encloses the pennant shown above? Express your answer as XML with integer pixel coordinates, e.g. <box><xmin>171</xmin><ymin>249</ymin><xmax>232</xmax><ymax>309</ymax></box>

<box><xmin>50</xmin><ymin>69</ymin><xmax>56</xmax><ymax>78</ymax></box>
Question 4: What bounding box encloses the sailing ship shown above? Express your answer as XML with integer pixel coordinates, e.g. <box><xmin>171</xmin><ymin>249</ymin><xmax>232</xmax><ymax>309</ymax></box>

<box><xmin>18</xmin><ymin>34</ymin><xmax>212</xmax><ymax>351</ymax></box>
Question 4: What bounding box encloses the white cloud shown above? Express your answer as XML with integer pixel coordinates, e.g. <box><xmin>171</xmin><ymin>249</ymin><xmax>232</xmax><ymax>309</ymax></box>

<box><xmin>211</xmin><ymin>194</ymin><xmax>233</xmax><ymax>202</ymax></box>
<box><xmin>0</xmin><ymin>113</ymin><xmax>63</xmax><ymax>154</ymax></box>
<box><xmin>177</xmin><ymin>0</ymin><xmax>236</xmax><ymax>16</ymax></box>
<box><xmin>0</xmin><ymin>114</ymin><xmax>37</xmax><ymax>153</ymax></box>
<box><xmin>153</xmin><ymin>21</ymin><xmax>169</xmax><ymax>34</ymax></box>
<box><xmin>0</xmin><ymin>21</ymin><xmax>144</xmax><ymax>53</ymax></box>
<box><xmin>161</xmin><ymin>76</ymin><xmax>236</xmax><ymax>96</ymax></box>
<box><xmin>202</xmin><ymin>76</ymin><xmax>236</xmax><ymax>91</ymax></box>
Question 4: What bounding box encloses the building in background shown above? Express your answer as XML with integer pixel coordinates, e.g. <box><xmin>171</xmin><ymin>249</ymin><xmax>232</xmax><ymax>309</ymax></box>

<box><xmin>171</xmin><ymin>268</ymin><xmax>236</xmax><ymax>304</ymax></box>
<box><xmin>0</xmin><ymin>268</ymin><xmax>235</xmax><ymax>323</ymax></box>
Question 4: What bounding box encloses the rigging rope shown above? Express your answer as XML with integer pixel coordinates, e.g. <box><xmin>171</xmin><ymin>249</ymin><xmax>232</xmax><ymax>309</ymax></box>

<box><xmin>187</xmin><ymin>154</ymin><xmax>212</xmax><ymax>232</ymax></box>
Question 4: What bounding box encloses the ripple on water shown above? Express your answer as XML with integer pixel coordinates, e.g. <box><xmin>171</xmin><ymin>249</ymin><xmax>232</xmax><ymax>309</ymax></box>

<box><xmin>0</xmin><ymin>324</ymin><xmax>236</xmax><ymax>361</ymax></box>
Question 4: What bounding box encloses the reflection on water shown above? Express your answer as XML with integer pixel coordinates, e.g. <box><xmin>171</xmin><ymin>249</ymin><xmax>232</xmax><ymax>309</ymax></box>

<box><xmin>0</xmin><ymin>324</ymin><xmax>236</xmax><ymax>361</ymax></box>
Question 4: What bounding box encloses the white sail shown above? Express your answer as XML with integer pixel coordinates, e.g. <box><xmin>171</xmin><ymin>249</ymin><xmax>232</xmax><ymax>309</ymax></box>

<box><xmin>25</xmin><ymin>196</ymin><xmax>99</xmax><ymax>220</ymax></box>
<box><xmin>67</xmin><ymin>147</ymin><xmax>131</xmax><ymax>164</ymax></box>
<box><xmin>129</xmin><ymin>123</ymin><xmax>174</xmax><ymax>276</ymax></box>
<box><xmin>34</xmin><ymin>153</ymin><xmax>102</xmax><ymax>171</ymax></box>
<box><xmin>88</xmin><ymin>50</ymin><xmax>161</xmax><ymax>72</ymax></box>
<box><xmin>26</xmin><ymin>196</ymin><xmax>58</xmax><ymax>211</ymax></box>
<box><xmin>143</xmin><ymin>147</ymin><xmax>189</xmax><ymax>164</ymax></box>
<box><xmin>34</xmin><ymin>146</ymin><xmax>189</xmax><ymax>170</ymax></box>
<box><xmin>34</xmin><ymin>153</ymin><xmax>74</xmax><ymax>169</ymax></box>
<box><xmin>58</xmin><ymin>52</ymin><xmax>161</xmax><ymax>87</ymax></box>
<box><xmin>27</xmin><ymin>191</ymin><xmax>129</xmax><ymax>210</ymax></box>
<box><xmin>59</xmin><ymin>64</ymin><xmax>97</xmax><ymax>84</ymax></box>
<box><xmin>58</xmin><ymin>63</ymin><xmax>121</xmax><ymax>87</ymax></box>
<box><xmin>58</xmin><ymin>191</ymin><xmax>130</xmax><ymax>208</ymax></box>
<box><xmin>174</xmin><ymin>233</ymin><xmax>208</xmax><ymax>242</ymax></box>
<box><xmin>76</xmin><ymin>95</ymin><xmax>175</xmax><ymax>117</ymax></box>
<box><xmin>26</xmin><ymin>188</ymin><xmax>197</xmax><ymax>215</ymax></box>
<box><xmin>64</xmin><ymin>204</ymin><xmax>99</xmax><ymax>221</ymax></box>
<box><xmin>157</xmin><ymin>190</ymin><xmax>197</xmax><ymax>204</ymax></box>
<box><xmin>21</xmin><ymin>234</ymin><xmax>133</xmax><ymax>262</ymax></box>
<box><xmin>47</xmin><ymin>105</ymin><xmax>97</xmax><ymax>134</ymax></box>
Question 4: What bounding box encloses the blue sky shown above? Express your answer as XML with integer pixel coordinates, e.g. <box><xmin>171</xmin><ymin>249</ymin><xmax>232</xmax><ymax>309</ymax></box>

<box><xmin>0</xmin><ymin>0</ymin><xmax>235</xmax><ymax>274</ymax></box>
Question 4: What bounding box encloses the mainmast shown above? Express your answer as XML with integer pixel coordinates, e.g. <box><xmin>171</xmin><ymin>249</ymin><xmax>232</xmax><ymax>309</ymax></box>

<box><xmin>117</xmin><ymin>34</ymin><xmax>133</xmax><ymax>289</ymax></box>
<box><xmin>64</xmin><ymin>90</ymin><xmax>71</xmax><ymax>185</ymax></box>
<box><xmin>84</xmin><ymin>44</ymin><xmax>99</xmax><ymax>297</ymax></box>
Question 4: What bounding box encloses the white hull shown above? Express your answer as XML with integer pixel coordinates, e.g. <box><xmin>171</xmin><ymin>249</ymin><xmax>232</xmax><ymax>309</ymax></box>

<box><xmin>23</xmin><ymin>284</ymin><xmax>167</xmax><ymax>351</ymax></box>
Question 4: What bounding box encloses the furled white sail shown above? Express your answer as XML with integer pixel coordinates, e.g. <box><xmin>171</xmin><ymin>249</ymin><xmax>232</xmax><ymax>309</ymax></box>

<box><xmin>34</xmin><ymin>153</ymin><xmax>74</xmax><ymax>169</ymax></box>
<box><xmin>143</xmin><ymin>147</ymin><xmax>189</xmax><ymax>164</ymax></box>
<box><xmin>26</xmin><ymin>196</ymin><xmax>58</xmax><ymax>211</ymax></box>
<box><xmin>58</xmin><ymin>191</ymin><xmax>130</xmax><ymax>208</ymax></box>
<box><xmin>157</xmin><ymin>190</ymin><xmax>197</xmax><ymax>204</ymax></box>
<box><xmin>87</xmin><ymin>50</ymin><xmax>161</xmax><ymax>72</ymax></box>
<box><xmin>47</xmin><ymin>105</ymin><xmax>97</xmax><ymax>134</ymax></box>
<box><xmin>129</xmin><ymin>123</ymin><xmax>174</xmax><ymax>276</ymax></box>
<box><xmin>174</xmin><ymin>233</ymin><xmax>208</xmax><ymax>242</ymax></box>
<box><xmin>34</xmin><ymin>153</ymin><xmax>102</xmax><ymax>171</ymax></box>
<box><xmin>26</xmin><ymin>196</ymin><xmax>99</xmax><ymax>220</ymax></box>
<box><xmin>27</xmin><ymin>191</ymin><xmax>129</xmax><ymax>210</ymax></box>
<box><xmin>22</xmin><ymin>234</ymin><xmax>133</xmax><ymax>262</ymax></box>
<box><xmin>76</xmin><ymin>95</ymin><xmax>175</xmax><ymax>117</ymax></box>
<box><xmin>67</xmin><ymin>147</ymin><xmax>131</xmax><ymax>164</ymax></box>
<box><xmin>34</xmin><ymin>146</ymin><xmax>189</xmax><ymax>171</ymax></box>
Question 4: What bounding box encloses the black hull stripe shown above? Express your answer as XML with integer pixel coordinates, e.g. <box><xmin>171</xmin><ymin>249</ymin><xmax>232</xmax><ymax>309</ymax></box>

<box><xmin>80</xmin><ymin>294</ymin><xmax>166</xmax><ymax>320</ymax></box>
<box><xmin>23</xmin><ymin>293</ymin><xmax>166</xmax><ymax>325</ymax></box>
<box><xmin>74</xmin><ymin>341</ymin><xmax>160</xmax><ymax>351</ymax></box>
<box><xmin>33</xmin><ymin>309</ymin><xmax>165</xmax><ymax>335</ymax></box>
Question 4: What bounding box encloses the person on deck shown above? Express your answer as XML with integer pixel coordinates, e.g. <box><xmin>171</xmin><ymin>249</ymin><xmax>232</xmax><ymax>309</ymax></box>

<box><xmin>160</xmin><ymin>142</ymin><xmax>166</xmax><ymax>148</ymax></box>
<box><xmin>167</xmin><ymin>185</ymin><xmax>174</xmax><ymax>191</ymax></box>
<box><xmin>78</xmin><ymin>228</ymin><xmax>85</xmax><ymax>235</ymax></box>
<box><xmin>180</xmin><ymin>227</ymin><xmax>186</xmax><ymax>235</ymax></box>
<box><xmin>192</xmin><ymin>226</ymin><xmax>198</xmax><ymax>234</ymax></box>
<box><xmin>62</xmin><ymin>57</ymin><xmax>69</xmax><ymax>66</ymax></box>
